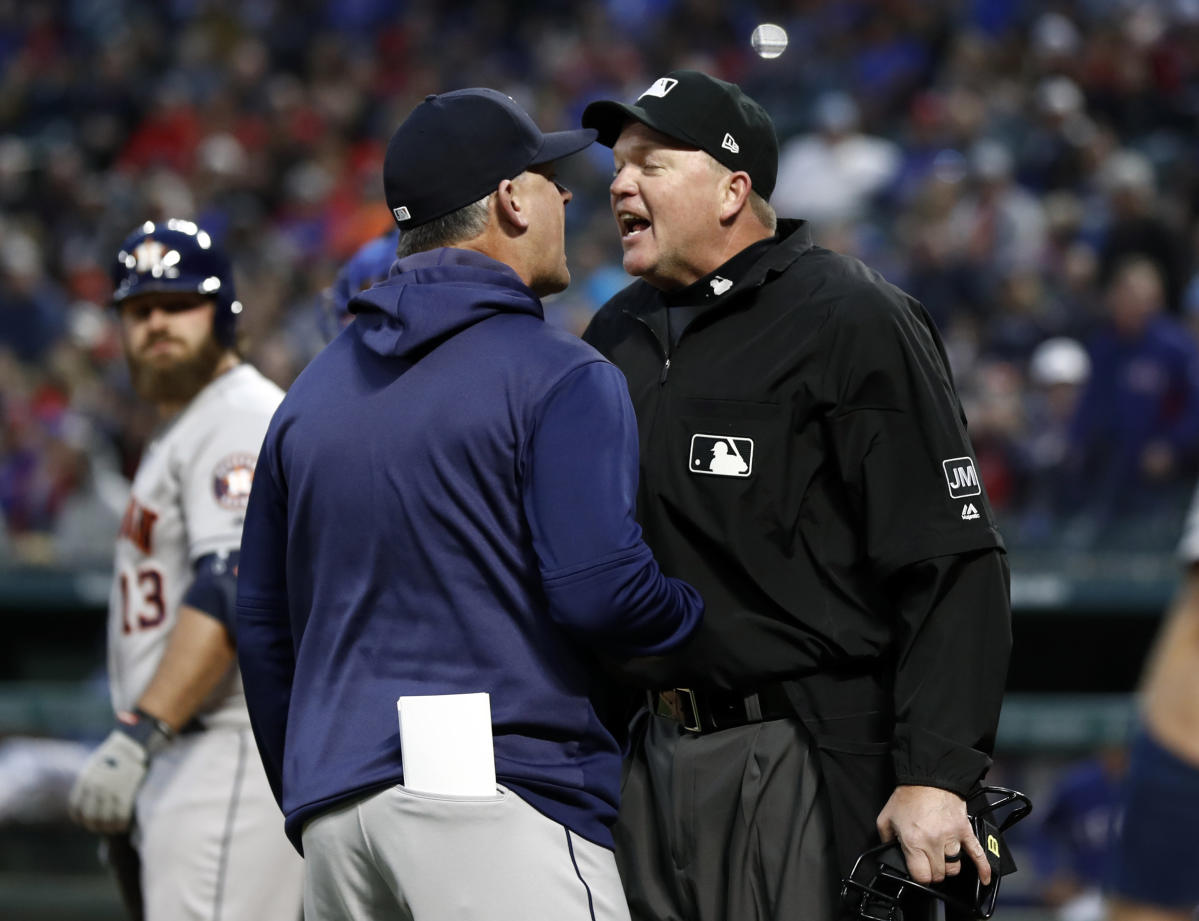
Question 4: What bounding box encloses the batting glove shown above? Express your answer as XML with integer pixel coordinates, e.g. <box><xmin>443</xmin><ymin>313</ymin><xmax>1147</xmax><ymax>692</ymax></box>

<box><xmin>69</xmin><ymin>709</ymin><xmax>174</xmax><ymax>833</ymax></box>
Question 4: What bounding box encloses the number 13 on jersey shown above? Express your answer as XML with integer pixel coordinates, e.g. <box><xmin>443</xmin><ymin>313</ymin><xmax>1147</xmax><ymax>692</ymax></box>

<box><xmin>118</xmin><ymin>564</ymin><xmax>167</xmax><ymax>633</ymax></box>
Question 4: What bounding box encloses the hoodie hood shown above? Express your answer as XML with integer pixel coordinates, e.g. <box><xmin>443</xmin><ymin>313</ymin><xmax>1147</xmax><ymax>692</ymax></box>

<box><xmin>347</xmin><ymin>248</ymin><xmax>543</xmax><ymax>359</ymax></box>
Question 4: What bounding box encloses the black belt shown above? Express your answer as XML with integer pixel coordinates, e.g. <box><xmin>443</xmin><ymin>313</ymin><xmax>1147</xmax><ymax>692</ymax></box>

<box><xmin>651</xmin><ymin>684</ymin><xmax>794</xmax><ymax>734</ymax></box>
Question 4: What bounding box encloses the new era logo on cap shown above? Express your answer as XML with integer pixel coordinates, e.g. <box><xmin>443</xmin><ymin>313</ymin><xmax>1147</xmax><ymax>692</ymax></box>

<box><xmin>392</xmin><ymin>206</ymin><xmax>412</xmax><ymax>223</ymax></box>
<box><xmin>721</xmin><ymin>133</ymin><xmax>739</xmax><ymax>153</ymax></box>
<box><xmin>640</xmin><ymin>78</ymin><xmax>678</xmax><ymax>99</ymax></box>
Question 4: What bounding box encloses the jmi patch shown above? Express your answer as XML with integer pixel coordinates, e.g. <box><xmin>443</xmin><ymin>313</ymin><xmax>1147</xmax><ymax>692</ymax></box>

<box><xmin>212</xmin><ymin>453</ymin><xmax>257</xmax><ymax>509</ymax></box>
<box><xmin>689</xmin><ymin>434</ymin><xmax>753</xmax><ymax>477</ymax></box>
<box><xmin>942</xmin><ymin>456</ymin><xmax>981</xmax><ymax>499</ymax></box>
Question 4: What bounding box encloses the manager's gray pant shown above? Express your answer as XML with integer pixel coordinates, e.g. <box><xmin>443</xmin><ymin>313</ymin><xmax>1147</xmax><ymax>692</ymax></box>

<box><xmin>615</xmin><ymin>712</ymin><xmax>840</xmax><ymax>921</ymax></box>
<box><xmin>303</xmin><ymin>784</ymin><xmax>630</xmax><ymax>921</ymax></box>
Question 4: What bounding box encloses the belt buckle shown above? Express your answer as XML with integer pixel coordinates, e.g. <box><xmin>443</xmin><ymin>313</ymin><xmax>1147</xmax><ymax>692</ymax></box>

<box><xmin>674</xmin><ymin>687</ymin><xmax>702</xmax><ymax>733</ymax></box>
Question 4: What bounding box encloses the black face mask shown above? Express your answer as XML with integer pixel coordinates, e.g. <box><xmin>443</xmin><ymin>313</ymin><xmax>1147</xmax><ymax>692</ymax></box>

<box><xmin>841</xmin><ymin>786</ymin><xmax>1033</xmax><ymax>921</ymax></box>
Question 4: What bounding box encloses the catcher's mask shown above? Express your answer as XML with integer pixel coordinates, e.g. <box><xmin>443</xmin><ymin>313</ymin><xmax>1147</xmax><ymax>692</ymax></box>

<box><xmin>841</xmin><ymin>786</ymin><xmax>1033</xmax><ymax>921</ymax></box>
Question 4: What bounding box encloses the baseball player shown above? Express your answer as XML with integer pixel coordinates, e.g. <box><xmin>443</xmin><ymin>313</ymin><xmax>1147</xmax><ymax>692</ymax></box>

<box><xmin>1107</xmin><ymin>480</ymin><xmax>1199</xmax><ymax>920</ymax></box>
<box><xmin>68</xmin><ymin>220</ymin><xmax>303</xmax><ymax>921</ymax></box>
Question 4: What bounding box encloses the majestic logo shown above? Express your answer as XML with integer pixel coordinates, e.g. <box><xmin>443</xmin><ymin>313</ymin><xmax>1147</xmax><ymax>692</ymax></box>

<box><xmin>392</xmin><ymin>206</ymin><xmax>412</xmax><ymax>223</ymax></box>
<box><xmin>942</xmin><ymin>457</ymin><xmax>981</xmax><ymax>499</ymax></box>
<box><xmin>213</xmin><ymin>453</ymin><xmax>257</xmax><ymax>510</ymax></box>
<box><xmin>640</xmin><ymin>77</ymin><xmax>678</xmax><ymax>99</ymax></box>
<box><xmin>961</xmin><ymin>503</ymin><xmax>980</xmax><ymax>521</ymax></box>
<box><xmin>721</xmin><ymin>132</ymin><xmax>740</xmax><ymax>154</ymax></box>
<box><xmin>710</xmin><ymin>276</ymin><xmax>733</xmax><ymax>296</ymax></box>
<box><xmin>689</xmin><ymin>434</ymin><xmax>753</xmax><ymax>477</ymax></box>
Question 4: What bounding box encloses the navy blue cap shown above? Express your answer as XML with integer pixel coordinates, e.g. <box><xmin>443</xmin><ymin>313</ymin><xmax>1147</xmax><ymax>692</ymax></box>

<box><xmin>384</xmin><ymin>88</ymin><xmax>597</xmax><ymax>229</ymax></box>
<box><xmin>583</xmin><ymin>70</ymin><xmax>778</xmax><ymax>200</ymax></box>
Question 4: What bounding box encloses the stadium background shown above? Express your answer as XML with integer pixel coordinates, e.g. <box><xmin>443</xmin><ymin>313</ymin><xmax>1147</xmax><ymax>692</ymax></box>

<box><xmin>2</xmin><ymin>0</ymin><xmax>1197</xmax><ymax>917</ymax></box>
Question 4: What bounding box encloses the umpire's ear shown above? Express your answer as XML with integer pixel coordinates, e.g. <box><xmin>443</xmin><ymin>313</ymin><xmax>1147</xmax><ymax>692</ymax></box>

<box><xmin>719</xmin><ymin>170</ymin><xmax>753</xmax><ymax>224</ymax></box>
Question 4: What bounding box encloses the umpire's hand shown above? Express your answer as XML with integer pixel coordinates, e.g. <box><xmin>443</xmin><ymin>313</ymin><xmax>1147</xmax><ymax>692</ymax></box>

<box><xmin>875</xmin><ymin>784</ymin><xmax>991</xmax><ymax>887</ymax></box>
<box><xmin>69</xmin><ymin>730</ymin><xmax>150</xmax><ymax>833</ymax></box>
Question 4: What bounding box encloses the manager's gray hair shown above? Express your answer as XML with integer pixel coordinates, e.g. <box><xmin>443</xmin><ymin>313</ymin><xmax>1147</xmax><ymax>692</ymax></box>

<box><xmin>396</xmin><ymin>194</ymin><xmax>492</xmax><ymax>257</ymax></box>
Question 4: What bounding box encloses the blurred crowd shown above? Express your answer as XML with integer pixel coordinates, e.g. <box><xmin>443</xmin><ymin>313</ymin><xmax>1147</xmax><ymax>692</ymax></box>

<box><xmin>3</xmin><ymin>0</ymin><xmax>1199</xmax><ymax>567</ymax></box>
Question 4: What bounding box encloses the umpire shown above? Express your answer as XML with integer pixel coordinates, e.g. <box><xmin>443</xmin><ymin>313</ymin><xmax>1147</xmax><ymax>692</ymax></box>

<box><xmin>581</xmin><ymin>70</ymin><xmax>1012</xmax><ymax>920</ymax></box>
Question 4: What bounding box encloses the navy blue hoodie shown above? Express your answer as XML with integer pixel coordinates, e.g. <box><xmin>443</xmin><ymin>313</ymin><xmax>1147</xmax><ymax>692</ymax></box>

<box><xmin>236</xmin><ymin>249</ymin><xmax>702</xmax><ymax>851</ymax></box>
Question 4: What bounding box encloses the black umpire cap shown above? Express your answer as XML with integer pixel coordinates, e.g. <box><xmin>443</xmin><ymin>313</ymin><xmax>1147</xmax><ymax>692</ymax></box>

<box><xmin>582</xmin><ymin>70</ymin><xmax>779</xmax><ymax>200</ymax></box>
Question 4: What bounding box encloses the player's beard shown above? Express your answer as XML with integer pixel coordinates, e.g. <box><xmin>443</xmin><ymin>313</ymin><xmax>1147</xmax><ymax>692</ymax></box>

<box><xmin>126</xmin><ymin>334</ymin><xmax>226</xmax><ymax>405</ymax></box>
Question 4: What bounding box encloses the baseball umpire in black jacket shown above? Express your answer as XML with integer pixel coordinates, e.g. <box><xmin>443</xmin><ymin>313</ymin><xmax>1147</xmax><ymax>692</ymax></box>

<box><xmin>580</xmin><ymin>70</ymin><xmax>1012</xmax><ymax>921</ymax></box>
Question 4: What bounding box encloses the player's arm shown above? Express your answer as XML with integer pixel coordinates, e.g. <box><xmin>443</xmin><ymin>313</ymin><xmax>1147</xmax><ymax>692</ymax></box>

<box><xmin>522</xmin><ymin>360</ymin><xmax>703</xmax><ymax>655</ymax></box>
<box><xmin>69</xmin><ymin>556</ymin><xmax>241</xmax><ymax>834</ymax></box>
<box><xmin>1139</xmin><ymin>561</ymin><xmax>1199</xmax><ymax>765</ymax></box>
<box><xmin>136</xmin><ymin>605</ymin><xmax>236</xmax><ymax>728</ymax></box>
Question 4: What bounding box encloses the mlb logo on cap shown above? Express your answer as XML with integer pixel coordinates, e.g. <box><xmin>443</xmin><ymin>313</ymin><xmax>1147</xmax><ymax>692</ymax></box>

<box><xmin>640</xmin><ymin>78</ymin><xmax>678</xmax><ymax>99</ymax></box>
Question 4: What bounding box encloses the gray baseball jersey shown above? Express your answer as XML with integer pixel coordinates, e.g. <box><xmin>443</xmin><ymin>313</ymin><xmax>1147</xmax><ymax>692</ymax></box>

<box><xmin>106</xmin><ymin>363</ymin><xmax>303</xmax><ymax>921</ymax></box>
<box><xmin>107</xmin><ymin>363</ymin><xmax>283</xmax><ymax>726</ymax></box>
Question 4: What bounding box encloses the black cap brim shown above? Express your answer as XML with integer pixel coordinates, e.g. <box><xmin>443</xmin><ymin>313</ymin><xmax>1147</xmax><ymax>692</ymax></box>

<box><xmin>582</xmin><ymin>100</ymin><xmax>690</xmax><ymax>149</ymax></box>
<box><xmin>531</xmin><ymin>128</ymin><xmax>598</xmax><ymax>166</ymax></box>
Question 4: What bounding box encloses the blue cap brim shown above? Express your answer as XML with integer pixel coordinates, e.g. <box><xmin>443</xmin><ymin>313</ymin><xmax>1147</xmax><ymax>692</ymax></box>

<box><xmin>530</xmin><ymin>128</ymin><xmax>597</xmax><ymax>166</ymax></box>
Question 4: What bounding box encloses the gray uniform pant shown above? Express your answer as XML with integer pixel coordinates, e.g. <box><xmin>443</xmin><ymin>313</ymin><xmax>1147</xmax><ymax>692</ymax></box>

<box><xmin>614</xmin><ymin>712</ymin><xmax>841</xmax><ymax>921</ymax></box>
<box><xmin>302</xmin><ymin>783</ymin><xmax>631</xmax><ymax>921</ymax></box>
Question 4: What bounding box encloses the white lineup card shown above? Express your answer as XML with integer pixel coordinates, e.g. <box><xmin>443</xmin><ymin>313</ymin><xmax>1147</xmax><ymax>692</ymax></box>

<box><xmin>397</xmin><ymin>692</ymin><xmax>497</xmax><ymax>796</ymax></box>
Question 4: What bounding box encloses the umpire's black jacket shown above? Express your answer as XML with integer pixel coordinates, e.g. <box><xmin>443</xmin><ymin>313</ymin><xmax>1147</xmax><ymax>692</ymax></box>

<box><xmin>582</xmin><ymin>219</ymin><xmax>1012</xmax><ymax>874</ymax></box>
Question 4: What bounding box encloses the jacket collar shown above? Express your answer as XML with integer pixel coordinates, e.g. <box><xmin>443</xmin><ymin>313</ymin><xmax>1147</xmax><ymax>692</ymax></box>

<box><xmin>618</xmin><ymin>218</ymin><xmax>814</xmax><ymax>320</ymax></box>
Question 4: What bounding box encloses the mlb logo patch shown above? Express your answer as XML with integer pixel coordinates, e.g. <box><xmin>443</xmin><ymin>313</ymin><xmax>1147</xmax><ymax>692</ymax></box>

<box><xmin>213</xmin><ymin>453</ymin><xmax>257</xmax><ymax>509</ymax></box>
<box><xmin>689</xmin><ymin>434</ymin><xmax>753</xmax><ymax>477</ymax></box>
<box><xmin>942</xmin><ymin>456</ymin><xmax>981</xmax><ymax>498</ymax></box>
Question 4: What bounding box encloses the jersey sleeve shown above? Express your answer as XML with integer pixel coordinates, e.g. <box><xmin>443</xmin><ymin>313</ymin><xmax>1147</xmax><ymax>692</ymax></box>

<box><xmin>177</xmin><ymin>407</ymin><xmax>274</xmax><ymax>563</ymax></box>
<box><xmin>818</xmin><ymin>286</ymin><xmax>1005</xmax><ymax>576</ymax></box>
<box><xmin>520</xmin><ymin>360</ymin><xmax>704</xmax><ymax>656</ymax></box>
<box><xmin>818</xmin><ymin>285</ymin><xmax>1011</xmax><ymax>793</ymax></box>
<box><xmin>889</xmin><ymin>548</ymin><xmax>1011</xmax><ymax>793</ymax></box>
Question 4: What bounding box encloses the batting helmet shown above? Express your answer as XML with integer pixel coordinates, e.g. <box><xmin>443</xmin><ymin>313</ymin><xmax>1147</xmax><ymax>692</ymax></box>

<box><xmin>841</xmin><ymin>786</ymin><xmax>1033</xmax><ymax>921</ymax></box>
<box><xmin>111</xmin><ymin>219</ymin><xmax>242</xmax><ymax>348</ymax></box>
